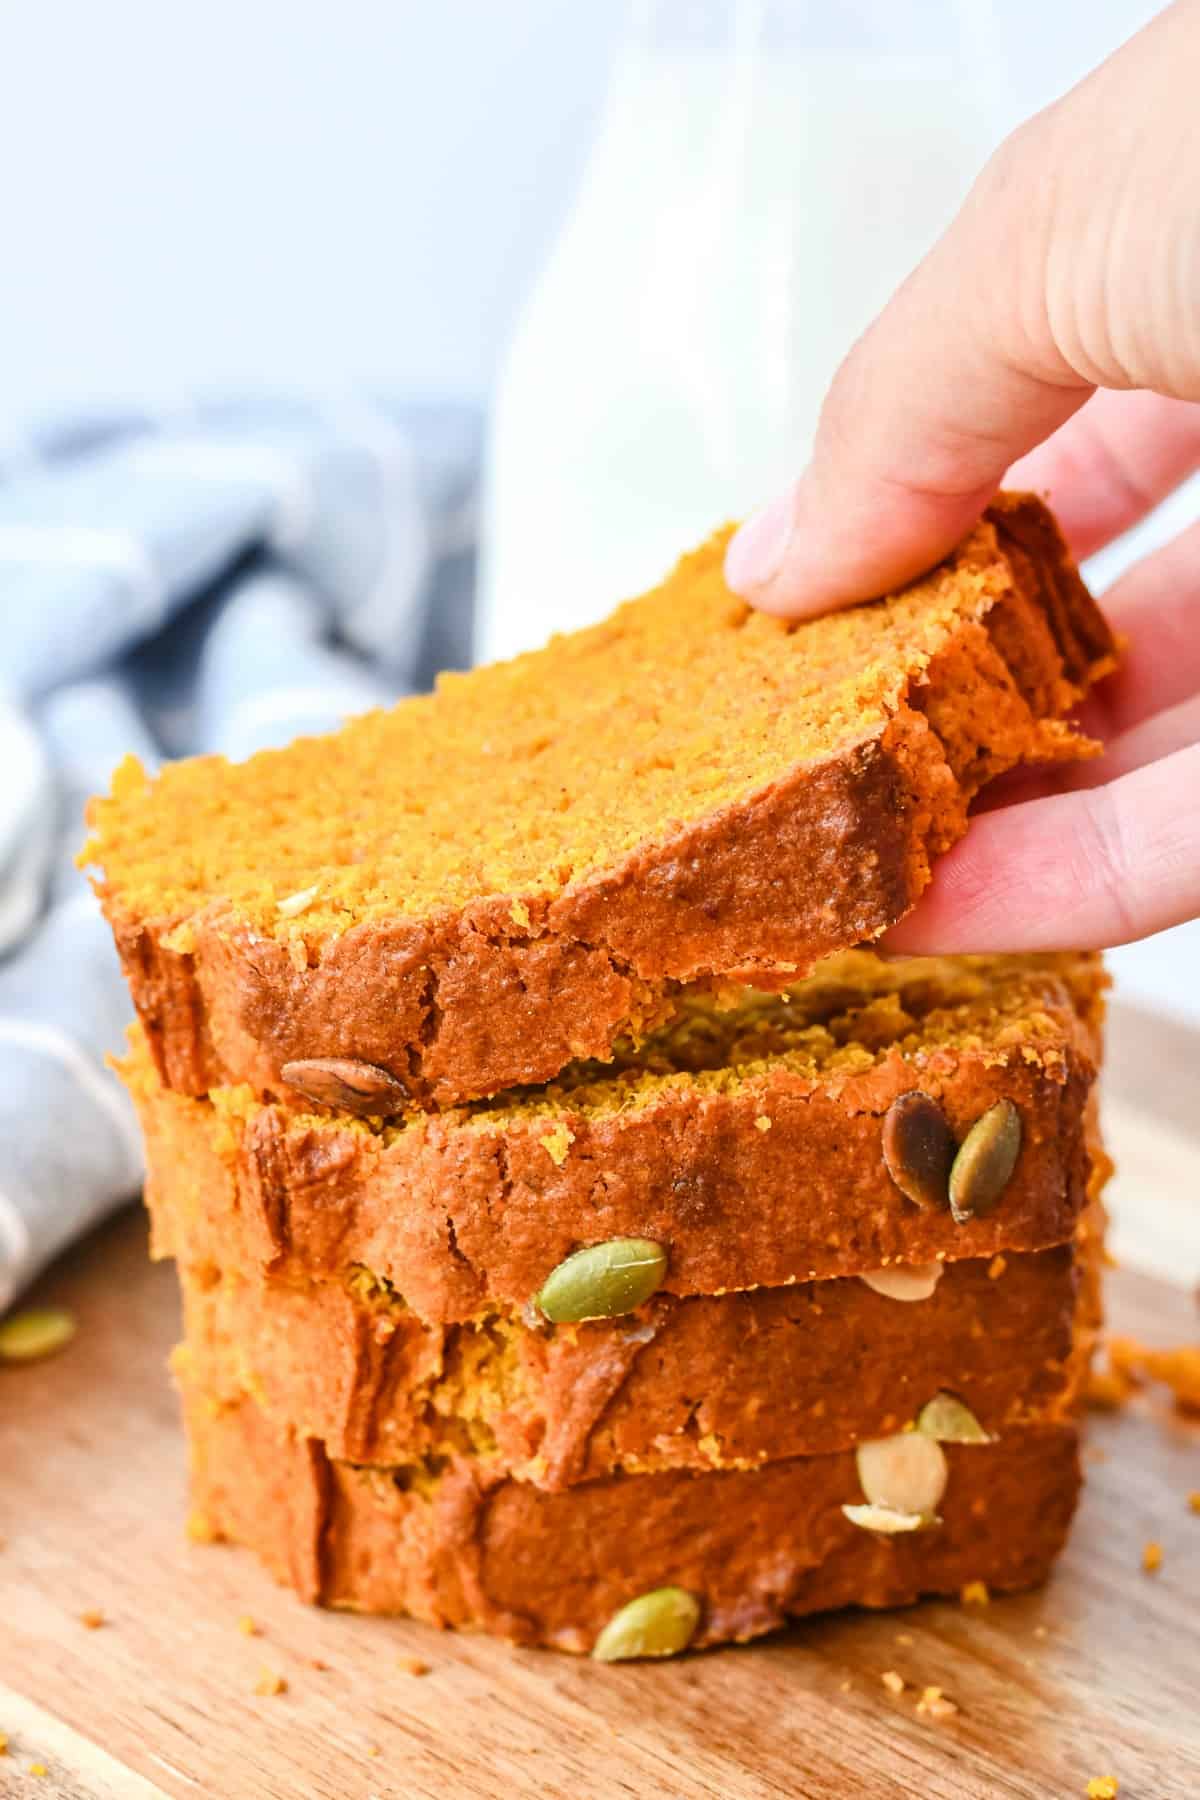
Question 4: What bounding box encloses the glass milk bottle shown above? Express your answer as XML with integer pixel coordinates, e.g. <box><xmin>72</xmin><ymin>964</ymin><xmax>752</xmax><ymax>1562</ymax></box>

<box><xmin>478</xmin><ymin>0</ymin><xmax>1006</xmax><ymax>661</ymax></box>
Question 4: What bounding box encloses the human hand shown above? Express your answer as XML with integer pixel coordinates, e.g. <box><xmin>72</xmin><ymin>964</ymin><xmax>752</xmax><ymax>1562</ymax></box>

<box><xmin>724</xmin><ymin>0</ymin><xmax>1200</xmax><ymax>954</ymax></box>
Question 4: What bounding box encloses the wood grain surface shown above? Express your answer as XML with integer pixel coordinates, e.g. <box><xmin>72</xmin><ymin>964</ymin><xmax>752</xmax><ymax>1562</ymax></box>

<box><xmin>1</xmin><ymin>1000</ymin><xmax>1198</xmax><ymax>1799</ymax></box>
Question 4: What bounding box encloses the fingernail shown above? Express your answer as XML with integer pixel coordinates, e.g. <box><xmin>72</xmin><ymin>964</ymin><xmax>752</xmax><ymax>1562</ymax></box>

<box><xmin>725</xmin><ymin>489</ymin><xmax>796</xmax><ymax>596</ymax></box>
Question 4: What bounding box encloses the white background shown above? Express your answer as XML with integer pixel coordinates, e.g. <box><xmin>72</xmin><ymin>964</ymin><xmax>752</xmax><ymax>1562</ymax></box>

<box><xmin>0</xmin><ymin>0</ymin><xmax>1163</xmax><ymax>417</ymax></box>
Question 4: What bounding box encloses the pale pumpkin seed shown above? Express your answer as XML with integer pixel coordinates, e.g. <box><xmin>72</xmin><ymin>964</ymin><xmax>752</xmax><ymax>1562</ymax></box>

<box><xmin>842</xmin><ymin>1502</ymin><xmax>928</xmax><ymax>1534</ymax></box>
<box><xmin>536</xmin><ymin>1238</ymin><xmax>668</xmax><ymax>1323</ymax></box>
<box><xmin>948</xmin><ymin>1100</ymin><xmax>1022</xmax><ymax>1222</ymax></box>
<box><xmin>280</xmin><ymin>1057</ymin><xmax>409</xmax><ymax>1116</ymax></box>
<box><xmin>860</xmin><ymin>1262</ymin><xmax>944</xmax><ymax>1302</ymax></box>
<box><xmin>592</xmin><ymin>1586</ymin><xmax>700</xmax><ymax>1661</ymax></box>
<box><xmin>916</xmin><ymin>1391</ymin><xmax>994</xmax><ymax>1444</ymax></box>
<box><xmin>882</xmin><ymin>1091</ymin><xmax>956</xmax><ymax>1210</ymax></box>
<box><xmin>856</xmin><ymin>1432</ymin><xmax>948</xmax><ymax>1518</ymax></box>
<box><xmin>0</xmin><ymin>1307</ymin><xmax>76</xmax><ymax>1362</ymax></box>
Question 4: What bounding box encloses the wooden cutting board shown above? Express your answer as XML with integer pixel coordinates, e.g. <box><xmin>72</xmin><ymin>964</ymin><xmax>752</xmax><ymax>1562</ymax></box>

<box><xmin>2</xmin><ymin>1000</ymin><xmax>1199</xmax><ymax>1800</ymax></box>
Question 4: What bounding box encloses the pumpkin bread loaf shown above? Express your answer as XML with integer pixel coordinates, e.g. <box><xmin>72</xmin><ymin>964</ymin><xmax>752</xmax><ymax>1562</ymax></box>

<box><xmin>87</xmin><ymin>495</ymin><xmax>1115</xmax><ymax>1112</ymax></box>
<box><xmin>124</xmin><ymin>949</ymin><xmax>1108</xmax><ymax>1321</ymax></box>
<box><xmin>183</xmin><ymin>1381</ymin><xmax>1083</xmax><ymax>1654</ymax></box>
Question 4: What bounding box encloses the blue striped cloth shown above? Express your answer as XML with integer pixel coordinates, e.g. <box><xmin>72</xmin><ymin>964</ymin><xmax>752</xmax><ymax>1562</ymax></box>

<box><xmin>0</xmin><ymin>397</ymin><xmax>479</xmax><ymax>1309</ymax></box>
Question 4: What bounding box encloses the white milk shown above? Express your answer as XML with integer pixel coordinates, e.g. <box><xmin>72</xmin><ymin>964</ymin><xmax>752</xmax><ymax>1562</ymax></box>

<box><xmin>478</xmin><ymin>3</ymin><xmax>1004</xmax><ymax>661</ymax></box>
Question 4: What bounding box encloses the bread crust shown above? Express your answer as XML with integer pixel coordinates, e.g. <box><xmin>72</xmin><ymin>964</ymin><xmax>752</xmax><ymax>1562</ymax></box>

<box><xmin>183</xmin><ymin>1385</ymin><xmax>1082</xmax><ymax>1652</ymax></box>
<box><xmin>95</xmin><ymin>497</ymin><xmax>1116</xmax><ymax>1110</ymax></box>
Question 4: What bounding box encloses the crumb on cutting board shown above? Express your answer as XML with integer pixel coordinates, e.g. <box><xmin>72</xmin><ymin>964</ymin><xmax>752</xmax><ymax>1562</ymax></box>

<box><xmin>915</xmin><ymin>1685</ymin><xmax>958</xmax><ymax>1721</ymax></box>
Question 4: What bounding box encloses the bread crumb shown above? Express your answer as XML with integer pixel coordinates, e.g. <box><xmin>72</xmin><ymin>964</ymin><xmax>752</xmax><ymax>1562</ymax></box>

<box><xmin>1103</xmin><ymin>1336</ymin><xmax>1200</xmax><ymax>1413</ymax></box>
<box><xmin>1085</xmin><ymin>1367</ymin><xmax>1133</xmax><ymax>1411</ymax></box>
<box><xmin>1086</xmin><ymin>1779</ymin><xmax>1119</xmax><ymax>1799</ymax></box>
<box><xmin>960</xmin><ymin>1580</ymin><xmax>989</xmax><ymax>1607</ymax></box>
<box><xmin>79</xmin><ymin>1609</ymin><xmax>105</xmax><ymax>1630</ymax></box>
<box><xmin>237</xmin><ymin>1616</ymin><xmax>261</xmax><ymax>1636</ymax></box>
<box><xmin>309</xmin><ymin>1658</ymin><xmax>330</xmax><ymax>1671</ymax></box>
<box><xmin>276</xmin><ymin>884</ymin><xmax>321</xmax><ymax>919</ymax></box>
<box><xmin>398</xmin><ymin>1655</ymin><xmax>431</xmax><ymax>1677</ymax></box>
<box><xmin>540</xmin><ymin>1124</ymin><xmax>574</xmax><ymax>1167</ymax></box>
<box><xmin>0</xmin><ymin>1732</ymin><xmax>7</xmax><ymax>1755</ymax></box>
<box><xmin>839</xmin><ymin>1679</ymin><xmax>852</xmax><ymax>1693</ymax></box>
<box><xmin>1188</xmin><ymin>1491</ymin><xmax>1200</xmax><ymax>1515</ymax></box>
<box><xmin>186</xmin><ymin>1510</ymin><xmax>218</xmax><ymax>1543</ymax></box>
<box><xmin>916</xmin><ymin>1685</ymin><xmax>958</xmax><ymax>1721</ymax></box>
<box><xmin>510</xmin><ymin>899</ymin><xmax>531</xmax><ymax>930</ymax></box>
<box><xmin>254</xmin><ymin>1669</ymin><xmax>287</xmax><ymax>1696</ymax></box>
<box><xmin>754</xmin><ymin>1114</ymin><xmax>772</xmax><ymax>1133</ymax></box>
<box><xmin>1142</xmin><ymin>1540</ymin><xmax>1163</xmax><ymax>1574</ymax></box>
<box><xmin>160</xmin><ymin>921</ymin><xmax>197</xmax><ymax>955</ymax></box>
<box><xmin>987</xmin><ymin>1255</ymin><xmax>1007</xmax><ymax>1280</ymax></box>
<box><xmin>30</xmin><ymin>1765</ymin><xmax>48</xmax><ymax>1778</ymax></box>
<box><xmin>368</xmin><ymin>1746</ymin><xmax>382</xmax><ymax>1759</ymax></box>
<box><xmin>881</xmin><ymin>1670</ymin><xmax>905</xmax><ymax>1695</ymax></box>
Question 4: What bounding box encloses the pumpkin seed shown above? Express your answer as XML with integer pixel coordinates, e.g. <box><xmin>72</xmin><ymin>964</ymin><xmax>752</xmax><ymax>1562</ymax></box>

<box><xmin>281</xmin><ymin>1057</ymin><xmax>409</xmax><ymax>1116</ymax></box>
<box><xmin>882</xmin><ymin>1092</ymin><xmax>956</xmax><ymax>1210</ymax></box>
<box><xmin>856</xmin><ymin>1432</ymin><xmax>947</xmax><ymax>1518</ymax></box>
<box><xmin>916</xmin><ymin>1391</ymin><xmax>993</xmax><ymax>1444</ymax></box>
<box><xmin>276</xmin><ymin>884</ymin><xmax>321</xmax><ymax>918</ymax></box>
<box><xmin>592</xmin><ymin>1587</ymin><xmax>700</xmax><ymax>1661</ymax></box>
<box><xmin>860</xmin><ymin>1262</ymin><xmax>943</xmax><ymax>1302</ymax></box>
<box><xmin>948</xmin><ymin>1100</ymin><xmax>1022</xmax><ymax>1222</ymax></box>
<box><xmin>536</xmin><ymin>1238</ymin><xmax>668</xmax><ymax>1323</ymax></box>
<box><xmin>842</xmin><ymin>1502</ymin><xmax>928</xmax><ymax>1534</ymax></box>
<box><xmin>0</xmin><ymin>1307</ymin><xmax>76</xmax><ymax>1362</ymax></box>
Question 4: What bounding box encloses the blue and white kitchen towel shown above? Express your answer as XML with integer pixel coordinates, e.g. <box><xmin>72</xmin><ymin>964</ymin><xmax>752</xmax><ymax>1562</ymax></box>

<box><xmin>0</xmin><ymin>396</ymin><xmax>479</xmax><ymax>1309</ymax></box>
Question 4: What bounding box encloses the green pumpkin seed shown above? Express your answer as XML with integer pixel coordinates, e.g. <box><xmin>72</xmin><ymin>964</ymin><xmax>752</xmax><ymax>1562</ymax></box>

<box><xmin>0</xmin><ymin>1307</ymin><xmax>76</xmax><ymax>1362</ymax></box>
<box><xmin>841</xmin><ymin>1502</ymin><xmax>928</xmax><ymax>1534</ymax></box>
<box><xmin>916</xmin><ymin>1391</ymin><xmax>993</xmax><ymax>1444</ymax></box>
<box><xmin>592</xmin><ymin>1586</ymin><xmax>700</xmax><ymax>1661</ymax></box>
<box><xmin>882</xmin><ymin>1091</ymin><xmax>956</xmax><ymax>1210</ymax></box>
<box><xmin>536</xmin><ymin>1238</ymin><xmax>668</xmax><ymax>1323</ymax></box>
<box><xmin>948</xmin><ymin>1100</ymin><xmax>1022</xmax><ymax>1222</ymax></box>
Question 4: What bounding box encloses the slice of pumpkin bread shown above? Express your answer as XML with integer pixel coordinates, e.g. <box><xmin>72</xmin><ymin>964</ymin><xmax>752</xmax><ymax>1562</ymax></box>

<box><xmin>125</xmin><ymin>950</ymin><xmax>1108</xmax><ymax>1323</ymax></box>
<box><xmin>87</xmin><ymin>494</ymin><xmax>1115</xmax><ymax>1111</ymax></box>
<box><xmin>172</xmin><ymin>1204</ymin><xmax>1103</xmax><ymax>1482</ymax></box>
<box><xmin>182</xmin><ymin>1380</ymin><xmax>1082</xmax><ymax>1654</ymax></box>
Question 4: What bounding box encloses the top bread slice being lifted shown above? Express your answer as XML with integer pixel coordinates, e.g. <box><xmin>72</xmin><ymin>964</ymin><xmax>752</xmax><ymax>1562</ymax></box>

<box><xmin>84</xmin><ymin>493</ymin><xmax>1116</xmax><ymax>1112</ymax></box>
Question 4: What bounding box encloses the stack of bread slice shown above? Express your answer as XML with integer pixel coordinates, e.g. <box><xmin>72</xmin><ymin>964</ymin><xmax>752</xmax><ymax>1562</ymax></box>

<box><xmin>88</xmin><ymin>495</ymin><xmax>1117</xmax><ymax>1659</ymax></box>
